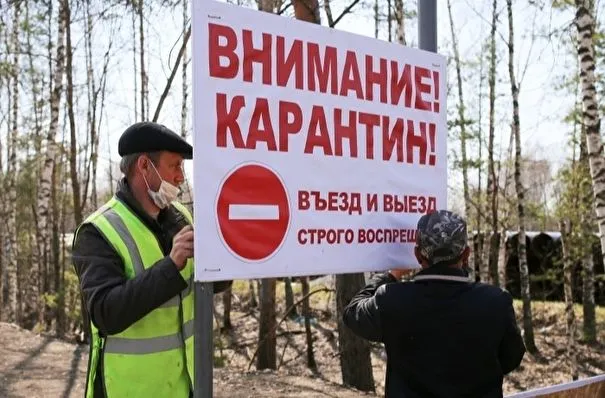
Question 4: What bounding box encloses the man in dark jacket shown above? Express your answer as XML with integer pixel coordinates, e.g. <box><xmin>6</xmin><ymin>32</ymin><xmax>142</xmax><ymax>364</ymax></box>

<box><xmin>72</xmin><ymin>122</ymin><xmax>231</xmax><ymax>397</ymax></box>
<box><xmin>343</xmin><ymin>210</ymin><xmax>525</xmax><ymax>397</ymax></box>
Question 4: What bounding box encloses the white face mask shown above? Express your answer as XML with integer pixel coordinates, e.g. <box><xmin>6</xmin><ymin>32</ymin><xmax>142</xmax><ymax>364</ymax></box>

<box><xmin>142</xmin><ymin>160</ymin><xmax>180</xmax><ymax>209</ymax></box>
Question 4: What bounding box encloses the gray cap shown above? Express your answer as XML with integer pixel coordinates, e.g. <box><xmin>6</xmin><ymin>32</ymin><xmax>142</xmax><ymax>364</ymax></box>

<box><xmin>416</xmin><ymin>210</ymin><xmax>468</xmax><ymax>265</ymax></box>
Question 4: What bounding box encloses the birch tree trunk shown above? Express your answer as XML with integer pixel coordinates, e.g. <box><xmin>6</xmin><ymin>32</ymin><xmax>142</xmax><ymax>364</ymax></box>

<box><xmin>507</xmin><ymin>0</ymin><xmax>537</xmax><ymax>353</ymax></box>
<box><xmin>37</xmin><ymin>0</ymin><xmax>66</xmax><ymax>330</ymax></box>
<box><xmin>6</xmin><ymin>3</ymin><xmax>20</xmax><ymax>324</ymax></box>
<box><xmin>574</xmin><ymin>0</ymin><xmax>599</xmax><ymax>344</ymax></box>
<box><xmin>447</xmin><ymin>0</ymin><xmax>473</xmax><ymax>280</ymax></box>
<box><xmin>65</xmin><ymin>0</ymin><xmax>82</xmax><ymax>225</ymax></box>
<box><xmin>497</xmin><ymin>228</ymin><xmax>508</xmax><ymax>288</ymax></box>
<box><xmin>394</xmin><ymin>0</ymin><xmax>405</xmax><ymax>45</ymax></box>
<box><xmin>559</xmin><ymin>220</ymin><xmax>578</xmax><ymax>380</ymax></box>
<box><xmin>486</xmin><ymin>0</ymin><xmax>499</xmax><ymax>285</ymax></box>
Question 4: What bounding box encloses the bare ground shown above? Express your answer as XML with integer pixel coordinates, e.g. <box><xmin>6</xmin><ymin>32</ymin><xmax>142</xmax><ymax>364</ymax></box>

<box><xmin>0</xmin><ymin>286</ymin><xmax>603</xmax><ymax>398</ymax></box>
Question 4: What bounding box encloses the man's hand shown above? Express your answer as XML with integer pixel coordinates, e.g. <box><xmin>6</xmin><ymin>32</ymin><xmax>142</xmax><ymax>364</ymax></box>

<box><xmin>388</xmin><ymin>268</ymin><xmax>416</xmax><ymax>281</ymax></box>
<box><xmin>170</xmin><ymin>225</ymin><xmax>194</xmax><ymax>270</ymax></box>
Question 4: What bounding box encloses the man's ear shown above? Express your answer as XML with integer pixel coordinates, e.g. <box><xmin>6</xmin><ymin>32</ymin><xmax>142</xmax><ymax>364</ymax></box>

<box><xmin>137</xmin><ymin>155</ymin><xmax>149</xmax><ymax>172</ymax></box>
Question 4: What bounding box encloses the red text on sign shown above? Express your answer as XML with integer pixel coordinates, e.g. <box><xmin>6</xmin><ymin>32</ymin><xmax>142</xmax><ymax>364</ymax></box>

<box><xmin>298</xmin><ymin>191</ymin><xmax>437</xmax><ymax>214</ymax></box>
<box><xmin>297</xmin><ymin>228</ymin><xmax>417</xmax><ymax>245</ymax></box>
<box><xmin>216</xmin><ymin>95</ymin><xmax>438</xmax><ymax>166</ymax></box>
<box><xmin>208</xmin><ymin>23</ymin><xmax>440</xmax><ymax>112</ymax></box>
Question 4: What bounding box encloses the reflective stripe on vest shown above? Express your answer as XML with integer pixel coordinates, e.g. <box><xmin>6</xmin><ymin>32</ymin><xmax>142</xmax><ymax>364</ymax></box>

<box><xmin>101</xmin><ymin>203</ymin><xmax>193</xmax><ymax>309</ymax></box>
<box><xmin>104</xmin><ymin>319</ymin><xmax>194</xmax><ymax>354</ymax></box>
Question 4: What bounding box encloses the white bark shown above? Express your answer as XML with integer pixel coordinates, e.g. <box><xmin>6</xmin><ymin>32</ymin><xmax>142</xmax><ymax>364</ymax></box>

<box><xmin>36</xmin><ymin>0</ymin><xmax>67</xmax><ymax>327</ymax></box>
<box><xmin>575</xmin><ymin>0</ymin><xmax>599</xmax><ymax>344</ymax></box>
<box><xmin>394</xmin><ymin>0</ymin><xmax>405</xmax><ymax>45</ymax></box>
<box><xmin>447</xmin><ymin>0</ymin><xmax>473</xmax><ymax>280</ymax></box>
<box><xmin>507</xmin><ymin>0</ymin><xmax>536</xmax><ymax>352</ymax></box>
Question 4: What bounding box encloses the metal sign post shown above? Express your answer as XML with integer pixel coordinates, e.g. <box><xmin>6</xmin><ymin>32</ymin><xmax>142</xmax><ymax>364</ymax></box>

<box><xmin>418</xmin><ymin>0</ymin><xmax>437</xmax><ymax>52</ymax></box>
<box><xmin>194</xmin><ymin>281</ymin><xmax>213</xmax><ymax>398</ymax></box>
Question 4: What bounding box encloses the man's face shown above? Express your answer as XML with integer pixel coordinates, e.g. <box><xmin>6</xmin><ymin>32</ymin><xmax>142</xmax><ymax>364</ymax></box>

<box><xmin>143</xmin><ymin>151</ymin><xmax>185</xmax><ymax>189</ymax></box>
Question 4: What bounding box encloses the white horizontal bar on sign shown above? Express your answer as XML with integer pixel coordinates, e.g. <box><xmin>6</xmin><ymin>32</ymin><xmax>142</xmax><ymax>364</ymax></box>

<box><xmin>228</xmin><ymin>204</ymin><xmax>279</xmax><ymax>221</ymax></box>
<box><xmin>504</xmin><ymin>374</ymin><xmax>605</xmax><ymax>397</ymax></box>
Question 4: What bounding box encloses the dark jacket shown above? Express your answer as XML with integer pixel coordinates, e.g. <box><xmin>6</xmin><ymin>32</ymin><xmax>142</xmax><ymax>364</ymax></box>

<box><xmin>343</xmin><ymin>266</ymin><xmax>525</xmax><ymax>398</ymax></box>
<box><xmin>72</xmin><ymin>178</ymin><xmax>231</xmax><ymax>397</ymax></box>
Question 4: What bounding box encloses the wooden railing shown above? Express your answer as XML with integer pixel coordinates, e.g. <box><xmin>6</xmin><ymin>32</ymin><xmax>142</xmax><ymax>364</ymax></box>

<box><xmin>506</xmin><ymin>374</ymin><xmax>605</xmax><ymax>397</ymax></box>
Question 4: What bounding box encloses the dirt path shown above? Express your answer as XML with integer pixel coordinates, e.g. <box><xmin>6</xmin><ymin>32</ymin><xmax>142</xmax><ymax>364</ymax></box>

<box><xmin>0</xmin><ymin>299</ymin><xmax>603</xmax><ymax>397</ymax></box>
<box><xmin>0</xmin><ymin>323</ymin><xmax>371</xmax><ymax>398</ymax></box>
<box><xmin>0</xmin><ymin>323</ymin><xmax>87</xmax><ymax>398</ymax></box>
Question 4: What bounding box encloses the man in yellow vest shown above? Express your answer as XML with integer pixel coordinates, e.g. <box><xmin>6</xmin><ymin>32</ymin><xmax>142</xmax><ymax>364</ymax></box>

<box><xmin>72</xmin><ymin>122</ymin><xmax>232</xmax><ymax>397</ymax></box>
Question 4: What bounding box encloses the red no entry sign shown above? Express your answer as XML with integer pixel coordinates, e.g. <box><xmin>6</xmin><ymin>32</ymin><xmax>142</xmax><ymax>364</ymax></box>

<box><xmin>216</xmin><ymin>163</ymin><xmax>290</xmax><ymax>262</ymax></box>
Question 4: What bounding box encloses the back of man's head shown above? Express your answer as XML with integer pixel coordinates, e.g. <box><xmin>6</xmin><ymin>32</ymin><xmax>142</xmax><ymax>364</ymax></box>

<box><xmin>416</xmin><ymin>210</ymin><xmax>468</xmax><ymax>267</ymax></box>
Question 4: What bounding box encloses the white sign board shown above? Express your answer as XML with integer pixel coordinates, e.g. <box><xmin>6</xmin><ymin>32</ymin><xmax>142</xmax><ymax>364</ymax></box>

<box><xmin>192</xmin><ymin>0</ymin><xmax>447</xmax><ymax>282</ymax></box>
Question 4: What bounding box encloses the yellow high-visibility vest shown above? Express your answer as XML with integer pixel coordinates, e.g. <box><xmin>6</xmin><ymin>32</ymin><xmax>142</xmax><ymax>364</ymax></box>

<box><xmin>75</xmin><ymin>196</ymin><xmax>195</xmax><ymax>397</ymax></box>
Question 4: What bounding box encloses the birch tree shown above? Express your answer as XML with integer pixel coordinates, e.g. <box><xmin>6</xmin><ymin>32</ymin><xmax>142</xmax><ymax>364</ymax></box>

<box><xmin>447</xmin><ymin>0</ymin><xmax>473</xmax><ymax>279</ymax></box>
<box><xmin>506</xmin><ymin>0</ymin><xmax>537</xmax><ymax>353</ymax></box>
<box><xmin>36</xmin><ymin>0</ymin><xmax>66</xmax><ymax>329</ymax></box>
<box><xmin>5</xmin><ymin>2</ymin><xmax>20</xmax><ymax>324</ymax></box>
<box><xmin>394</xmin><ymin>0</ymin><xmax>405</xmax><ymax>45</ymax></box>
<box><xmin>486</xmin><ymin>0</ymin><xmax>499</xmax><ymax>285</ymax></box>
<box><xmin>574</xmin><ymin>0</ymin><xmax>599</xmax><ymax>344</ymax></box>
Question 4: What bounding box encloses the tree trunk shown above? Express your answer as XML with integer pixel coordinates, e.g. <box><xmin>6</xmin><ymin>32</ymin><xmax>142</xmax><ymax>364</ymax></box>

<box><xmin>132</xmin><ymin>6</ymin><xmax>138</xmax><ymax>120</ymax></box>
<box><xmin>559</xmin><ymin>220</ymin><xmax>578</xmax><ymax>380</ymax></box>
<box><xmin>181</xmin><ymin>0</ymin><xmax>189</xmax><ymax>139</ymax></box>
<box><xmin>257</xmin><ymin>278</ymin><xmax>276</xmax><ymax>370</ymax></box>
<box><xmin>222</xmin><ymin>286</ymin><xmax>232</xmax><ymax>331</ymax></box>
<box><xmin>336</xmin><ymin>273</ymin><xmax>375</xmax><ymax>392</ymax></box>
<box><xmin>65</xmin><ymin>0</ymin><xmax>82</xmax><ymax>225</ymax></box>
<box><xmin>486</xmin><ymin>0</ymin><xmax>499</xmax><ymax>286</ymax></box>
<box><xmin>373</xmin><ymin>0</ymin><xmax>379</xmax><ymax>39</ymax></box>
<box><xmin>37</xmin><ymin>0</ymin><xmax>66</xmax><ymax>331</ymax></box>
<box><xmin>292</xmin><ymin>0</ymin><xmax>321</xmax><ymax>23</ymax></box>
<box><xmin>138</xmin><ymin>0</ymin><xmax>147</xmax><ymax>120</ymax></box>
<box><xmin>386</xmin><ymin>0</ymin><xmax>392</xmax><ymax>42</ymax></box>
<box><xmin>447</xmin><ymin>0</ymin><xmax>473</xmax><ymax>280</ymax></box>
<box><xmin>50</xmin><ymin>142</ymin><xmax>62</xmax><ymax>332</ymax></box>
<box><xmin>6</xmin><ymin>3</ymin><xmax>20</xmax><ymax>325</ymax></box>
<box><xmin>394</xmin><ymin>0</ymin><xmax>405</xmax><ymax>45</ymax></box>
<box><xmin>507</xmin><ymin>0</ymin><xmax>537</xmax><ymax>354</ymax></box>
<box><xmin>581</xmin><ymin>247</ymin><xmax>596</xmax><ymax>342</ymax></box>
<box><xmin>301</xmin><ymin>276</ymin><xmax>316</xmax><ymax>371</ymax></box>
<box><xmin>248</xmin><ymin>279</ymin><xmax>258</xmax><ymax>308</ymax></box>
<box><xmin>475</xmin><ymin>42</ymin><xmax>486</xmax><ymax>282</ymax></box>
<box><xmin>497</xmin><ymin>228</ymin><xmax>508</xmax><ymax>289</ymax></box>
<box><xmin>284</xmin><ymin>277</ymin><xmax>297</xmax><ymax>318</ymax></box>
<box><xmin>575</xmin><ymin>0</ymin><xmax>599</xmax><ymax>344</ymax></box>
<box><xmin>84</xmin><ymin>0</ymin><xmax>98</xmax><ymax>210</ymax></box>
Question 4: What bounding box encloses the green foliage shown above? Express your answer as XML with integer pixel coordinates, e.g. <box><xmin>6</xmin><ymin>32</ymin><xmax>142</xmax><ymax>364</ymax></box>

<box><xmin>551</xmin><ymin>0</ymin><xmax>575</xmax><ymax>9</ymax></box>
<box><xmin>555</xmin><ymin>159</ymin><xmax>596</xmax><ymax>261</ymax></box>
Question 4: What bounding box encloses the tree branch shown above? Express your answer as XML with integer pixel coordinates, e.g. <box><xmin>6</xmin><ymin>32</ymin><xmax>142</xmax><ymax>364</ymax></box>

<box><xmin>331</xmin><ymin>0</ymin><xmax>361</xmax><ymax>27</ymax></box>
<box><xmin>152</xmin><ymin>23</ymin><xmax>191</xmax><ymax>122</ymax></box>
<box><xmin>246</xmin><ymin>287</ymin><xmax>334</xmax><ymax>371</ymax></box>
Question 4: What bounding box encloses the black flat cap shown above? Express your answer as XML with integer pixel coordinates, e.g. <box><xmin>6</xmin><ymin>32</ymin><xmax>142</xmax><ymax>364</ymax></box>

<box><xmin>118</xmin><ymin>122</ymin><xmax>193</xmax><ymax>159</ymax></box>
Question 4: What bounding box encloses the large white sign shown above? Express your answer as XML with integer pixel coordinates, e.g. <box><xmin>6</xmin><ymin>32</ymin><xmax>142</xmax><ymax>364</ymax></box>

<box><xmin>192</xmin><ymin>0</ymin><xmax>447</xmax><ymax>281</ymax></box>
